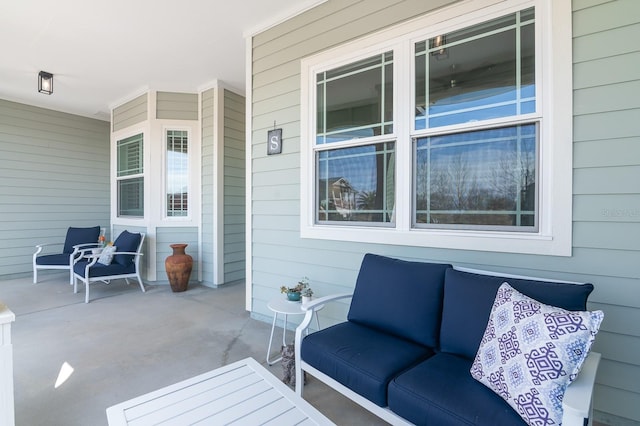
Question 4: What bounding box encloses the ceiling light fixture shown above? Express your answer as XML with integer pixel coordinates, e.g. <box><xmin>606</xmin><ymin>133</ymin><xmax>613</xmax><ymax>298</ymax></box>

<box><xmin>38</xmin><ymin>71</ymin><xmax>53</xmax><ymax>95</ymax></box>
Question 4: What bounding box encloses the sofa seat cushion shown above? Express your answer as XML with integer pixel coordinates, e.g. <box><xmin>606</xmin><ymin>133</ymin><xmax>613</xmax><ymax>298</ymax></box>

<box><xmin>36</xmin><ymin>253</ymin><xmax>71</xmax><ymax>266</ymax></box>
<box><xmin>388</xmin><ymin>353</ymin><xmax>526</xmax><ymax>426</ymax></box>
<box><xmin>73</xmin><ymin>261</ymin><xmax>136</xmax><ymax>278</ymax></box>
<box><xmin>440</xmin><ymin>269</ymin><xmax>594</xmax><ymax>360</ymax></box>
<box><xmin>301</xmin><ymin>321</ymin><xmax>434</xmax><ymax>407</ymax></box>
<box><xmin>347</xmin><ymin>253</ymin><xmax>451</xmax><ymax>347</ymax></box>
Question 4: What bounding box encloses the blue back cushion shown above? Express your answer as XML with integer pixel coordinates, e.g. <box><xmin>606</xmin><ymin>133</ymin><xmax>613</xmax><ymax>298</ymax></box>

<box><xmin>439</xmin><ymin>268</ymin><xmax>594</xmax><ymax>360</ymax></box>
<box><xmin>113</xmin><ymin>231</ymin><xmax>142</xmax><ymax>266</ymax></box>
<box><xmin>347</xmin><ymin>253</ymin><xmax>451</xmax><ymax>347</ymax></box>
<box><xmin>63</xmin><ymin>226</ymin><xmax>101</xmax><ymax>253</ymax></box>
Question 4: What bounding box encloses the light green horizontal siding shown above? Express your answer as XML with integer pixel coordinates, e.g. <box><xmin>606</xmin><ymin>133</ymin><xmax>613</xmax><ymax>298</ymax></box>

<box><xmin>223</xmin><ymin>89</ymin><xmax>246</xmax><ymax>284</ymax></box>
<box><xmin>250</xmin><ymin>1</ymin><xmax>640</xmax><ymax>424</ymax></box>
<box><xmin>156</xmin><ymin>91</ymin><xmax>198</xmax><ymax>120</ymax></box>
<box><xmin>0</xmin><ymin>99</ymin><xmax>110</xmax><ymax>278</ymax></box>
<box><xmin>112</xmin><ymin>93</ymin><xmax>147</xmax><ymax>132</ymax></box>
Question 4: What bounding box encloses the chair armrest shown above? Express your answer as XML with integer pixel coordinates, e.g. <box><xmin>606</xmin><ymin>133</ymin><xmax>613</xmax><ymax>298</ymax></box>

<box><xmin>301</xmin><ymin>292</ymin><xmax>353</xmax><ymax>312</ymax></box>
<box><xmin>34</xmin><ymin>242</ymin><xmax>62</xmax><ymax>256</ymax></box>
<box><xmin>562</xmin><ymin>351</ymin><xmax>601</xmax><ymax>426</ymax></box>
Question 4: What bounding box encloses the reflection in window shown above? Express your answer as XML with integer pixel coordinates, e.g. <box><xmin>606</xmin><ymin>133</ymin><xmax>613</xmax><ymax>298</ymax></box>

<box><xmin>415</xmin><ymin>124</ymin><xmax>537</xmax><ymax>229</ymax></box>
<box><xmin>415</xmin><ymin>8</ymin><xmax>535</xmax><ymax>129</ymax></box>
<box><xmin>317</xmin><ymin>142</ymin><xmax>395</xmax><ymax>224</ymax></box>
<box><xmin>166</xmin><ymin>130</ymin><xmax>188</xmax><ymax>217</ymax></box>
<box><xmin>317</xmin><ymin>52</ymin><xmax>393</xmax><ymax>144</ymax></box>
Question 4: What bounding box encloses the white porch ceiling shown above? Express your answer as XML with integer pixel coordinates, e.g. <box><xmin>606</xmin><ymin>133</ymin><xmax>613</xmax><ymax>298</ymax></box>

<box><xmin>0</xmin><ymin>0</ymin><xmax>324</xmax><ymax>121</ymax></box>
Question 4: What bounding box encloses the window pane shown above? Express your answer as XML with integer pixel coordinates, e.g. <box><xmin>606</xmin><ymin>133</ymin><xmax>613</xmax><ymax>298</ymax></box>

<box><xmin>317</xmin><ymin>52</ymin><xmax>393</xmax><ymax>144</ymax></box>
<box><xmin>415</xmin><ymin>8</ymin><xmax>535</xmax><ymax>129</ymax></box>
<box><xmin>166</xmin><ymin>130</ymin><xmax>188</xmax><ymax>217</ymax></box>
<box><xmin>317</xmin><ymin>142</ymin><xmax>395</xmax><ymax>223</ymax></box>
<box><xmin>117</xmin><ymin>133</ymin><xmax>143</xmax><ymax>177</ymax></box>
<box><xmin>415</xmin><ymin>124</ymin><xmax>537</xmax><ymax>229</ymax></box>
<box><xmin>118</xmin><ymin>177</ymin><xmax>144</xmax><ymax>217</ymax></box>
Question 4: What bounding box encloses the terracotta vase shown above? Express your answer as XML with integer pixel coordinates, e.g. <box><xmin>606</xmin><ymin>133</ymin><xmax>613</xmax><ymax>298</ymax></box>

<box><xmin>165</xmin><ymin>243</ymin><xmax>193</xmax><ymax>292</ymax></box>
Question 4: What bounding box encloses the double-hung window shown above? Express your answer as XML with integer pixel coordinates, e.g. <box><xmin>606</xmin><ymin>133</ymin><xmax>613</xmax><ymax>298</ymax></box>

<box><xmin>301</xmin><ymin>0</ymin><xmax>573</xmax><ymax>256</ymax></box>
<box><xmin>117</xmin><ymin>133</ymin><xmax>144</xmax><ymax>217</ymax></box>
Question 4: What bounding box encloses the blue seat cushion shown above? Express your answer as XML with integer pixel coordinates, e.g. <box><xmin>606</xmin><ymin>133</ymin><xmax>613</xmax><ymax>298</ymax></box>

<box><xmin>388</xmin><ymin>353</ymin><xmax>526</xmax><ymax>426</ymax></box>
<box><xmin>74</xmin><ymin>261</ymin><xmax>136</xmax><ymax>278</ymax></box>
<box><xmin>63</xmin><ymin>226</ymin><xmax>101</xmax><ymax>254</ymax></box>
<box><xmin>347</xmin><ymin>253</ymin><xmax>451</xmax><ymax>347</ymax></box>
<box><xmin>301</xmin><ymin>321</ymin><xmax>434</xmax><ymax>407</ymax></box>
<box><xmin>440</xmin><ymin>269</ymin><xmax>594</xmax><ymax>360</ymax></box>
<box><xmin>36</xmin><ymin>253</ymin><xmax>71</xmax><ymax>266</ymax></box>
<box><xmin>112</xmin><ymin>231</ymin><xmax>141</xmax><ymax>266</ymax></box>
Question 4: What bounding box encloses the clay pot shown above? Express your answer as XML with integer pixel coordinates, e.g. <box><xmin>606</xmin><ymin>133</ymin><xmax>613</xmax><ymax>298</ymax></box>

<box><xmin>165</xmin><ymin>244</ymin><xmax>193</xmax><ymax>292</ymax></box>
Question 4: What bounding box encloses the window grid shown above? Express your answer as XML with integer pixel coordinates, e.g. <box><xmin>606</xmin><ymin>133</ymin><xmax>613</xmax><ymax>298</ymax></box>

<box><xmin>166</xmin><ymin>130</ymin><xmax>189</xmax><ymax>217</ymax></box>
<box><xmin>116</xmin><ymin>133</ymin><xmax>144</xmax><ymax>217</ymax></box>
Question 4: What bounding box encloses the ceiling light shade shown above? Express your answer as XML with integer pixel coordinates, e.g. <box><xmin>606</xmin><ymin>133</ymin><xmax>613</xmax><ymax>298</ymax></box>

<box><xmin>38</xmin><ymin>71</ymin><xmax>53</xmax><ymax>95</ymax></box>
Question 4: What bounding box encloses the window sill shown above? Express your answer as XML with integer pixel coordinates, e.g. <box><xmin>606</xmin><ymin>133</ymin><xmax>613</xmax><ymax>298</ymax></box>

<box><xmin>300</xmin><ymin>225</ymin><xmax>571</xmax><ymax>257</ymax></box>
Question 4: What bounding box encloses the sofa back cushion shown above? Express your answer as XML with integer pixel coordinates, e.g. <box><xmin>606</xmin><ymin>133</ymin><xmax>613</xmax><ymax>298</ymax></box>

<box><xmin>439</xmin><ymin>268</ymin><xmax>594</xmax><ymax>360</ymax></box>
<box><xmin>63</xmin><ymin>226</ymin><xmax>101</xmax><ymax>253</ymax></box>
<box><xmin>347</xmin><ymin>253</ymin><xmax>451</xmax><ymax>347</ymax></box>
<box><xmin>112</xmin><ymin>231</ymin><xmax>142</xmax><ymax>266</ymax></box>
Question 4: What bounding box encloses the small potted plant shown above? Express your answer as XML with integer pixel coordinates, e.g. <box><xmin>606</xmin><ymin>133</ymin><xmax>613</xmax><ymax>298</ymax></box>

<box><xmin>301</xmin><ymin>287</ymin><xmax>314</xmax><ymax>304</ymax></box>
<box><xmin>280</xmin><ymin>276</ymin><xmax>310</xmax><ymax>302</ymax></box>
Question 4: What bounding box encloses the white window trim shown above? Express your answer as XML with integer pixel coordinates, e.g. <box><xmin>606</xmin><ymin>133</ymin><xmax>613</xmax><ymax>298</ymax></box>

<box><xmin>300</xmin><ymin>0</ymin><xmax>572</xmax><ymax>256</ymax></box>
<box><xmin>162</xmin><ymin>126</ymin><xmax>193</xmax><ymax>221</ymax></box>
<box><xmin>112</xmin><ymin>127</ymin><xmax>148</xmax><ymax>223</ymax></box>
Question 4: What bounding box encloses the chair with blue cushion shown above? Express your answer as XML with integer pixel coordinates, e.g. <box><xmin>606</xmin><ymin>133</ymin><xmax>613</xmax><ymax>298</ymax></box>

<box><xmin>73</xmin><ymin>231</ymin><xmax>145</xmax><ymax>303</ymax></box>
<box><xmin>33</xmin><ymin>226</ymin><xmax>103</xmax><ymax>285</ymax></box>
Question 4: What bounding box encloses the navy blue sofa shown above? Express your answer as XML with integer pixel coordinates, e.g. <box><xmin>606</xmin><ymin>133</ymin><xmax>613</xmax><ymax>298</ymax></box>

<box><xmin>294</xmin><ymin>253</ymin><xmax>601</xmax><ymax>426</ymax></box>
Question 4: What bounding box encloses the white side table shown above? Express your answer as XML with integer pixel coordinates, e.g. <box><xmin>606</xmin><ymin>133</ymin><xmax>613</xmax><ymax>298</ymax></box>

<box><xmin>266</xmin><ymin>297</ymin><xmax>323</xmax><ymax>365</ymax></box>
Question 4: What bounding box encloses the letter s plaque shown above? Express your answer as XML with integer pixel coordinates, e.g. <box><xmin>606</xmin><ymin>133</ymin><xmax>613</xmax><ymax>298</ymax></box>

<box><xmin>267</xmin><ymin>129</ymin><xmax>283</xmax><ymax>155</ymax></box>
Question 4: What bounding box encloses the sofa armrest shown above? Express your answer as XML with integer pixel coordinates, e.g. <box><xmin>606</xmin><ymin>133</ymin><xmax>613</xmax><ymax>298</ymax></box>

<box><xmin>562</xmin><ymin>351</ymin><xmax>601</xmax><ymax>426</ymax></box>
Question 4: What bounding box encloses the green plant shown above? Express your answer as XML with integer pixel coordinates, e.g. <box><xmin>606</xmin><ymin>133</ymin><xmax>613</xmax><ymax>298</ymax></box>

<box><xmin>280</xmin><ymin>276</ymin><xmax>311</xmax><ymax>295</ymax></box>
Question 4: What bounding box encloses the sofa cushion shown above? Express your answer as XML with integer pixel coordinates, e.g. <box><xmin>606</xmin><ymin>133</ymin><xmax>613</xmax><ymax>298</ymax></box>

<box><xmin>440</xmin><ymin>269</ymin><xmax>594</xmax><ymax>360</ymax></box>
<box><xmin>73</xmin><ymin>260</ymin><xmax>136</xmax><ymax>278</ymax></box>
<box><xmin>35</xmin><ymin>253</ymin><xmax>71</xmax><ymax>266</ymax></box>
<box><xmin>63</xmin><ymin>226</ymin><xmax>101</xmax><ymax>253</ymax></box>
<box><xmin>301</xmin><ymin>321</ymin><xmax>434</xmax><ymax>407</ymax></box>
<box><xmin>389</xmin><ymin>353</ymin><xmax>526</xmax><ymax>425</ymax></box>
<box><xmin>97</xmin><ymin>245</ymin><xmax>117</xmax><ymax>265</ymax></box>
<box><xmin>112</xmin><ymin>231</ymin><xmax>141</xmax><ymax>266</ymax></box>
<box><xmin>471</xmin><ymin>283</ymin><xmax>603</xmax><ymax>426</ymax></box>
<box><xmin>347</xmin><ymin>253</ymin><xmax>451</xmax><ymax>347</ymax></box>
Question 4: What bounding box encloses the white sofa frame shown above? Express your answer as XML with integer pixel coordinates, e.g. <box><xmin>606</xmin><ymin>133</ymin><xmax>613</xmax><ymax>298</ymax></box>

<box><xmin>295</xmin><ymin>282</ymin><xmax>601</xmax><ymax>426</ymax></box>
<box><xmin>73</xmin><ymin>233</ymin><xmax>145</xmax><ymax>303</ymax></box>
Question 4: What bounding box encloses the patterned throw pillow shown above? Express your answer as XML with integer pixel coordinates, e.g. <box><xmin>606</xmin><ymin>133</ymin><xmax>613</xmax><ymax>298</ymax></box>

<box><xmin>97</xmin><ymin>245</ymin><xmax>117</xmax><ymax>266</ymax></box>
<box><xmin>471</xmin><ymin>282</ymin><xmax>603</xmax><ymax>426</ymax></box>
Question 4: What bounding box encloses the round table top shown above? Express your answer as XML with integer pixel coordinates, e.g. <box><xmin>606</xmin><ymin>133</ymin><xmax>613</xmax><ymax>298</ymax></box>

<box><xmin>268</xmin><ymin>297</ymin><xmax>324</xmax><ymax>314</ymax></box>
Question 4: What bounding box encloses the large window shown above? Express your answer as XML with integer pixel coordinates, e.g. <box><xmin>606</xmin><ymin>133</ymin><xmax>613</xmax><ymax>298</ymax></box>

<box><xmin>166</xmin><ymin>129</ymin><xmax>189</xmax><ymax>217</ymax></box>
<box><xmin>117</xmin><ymin>133</ymin><xmax>144</xmax><ymax>217</ymax></box>
<box><xmin>301</xmin><ymin>0</ymin><xmax>573</xmax><ymax>255</ymax></box>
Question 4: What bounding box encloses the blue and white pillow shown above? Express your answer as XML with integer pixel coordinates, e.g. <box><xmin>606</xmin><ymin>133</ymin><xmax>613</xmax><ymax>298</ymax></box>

<box><xmin>97</xmin><ymin>245</ymin><xmax>117</xmax><ymax>266</ymax></box>
<box><xmin>471</xmin><ymin>282</ymin><xmax>603</xmax><ymax>426</ymax></box>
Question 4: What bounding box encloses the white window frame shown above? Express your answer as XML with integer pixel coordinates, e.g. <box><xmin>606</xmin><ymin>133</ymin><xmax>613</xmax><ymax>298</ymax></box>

<box><xmin>300</xmin><ymin>0</ymin><xmax>573</xmax><ymax>256</ymax></box>
<box><xmin>163</xmin><ymin>126</ymin><xmax>192</xmax><ymax>220</ymax></box>
<box><xmin>114</xmin><ymin>131</ymin><xmax>146</xmax><ymax>219</ymax></box>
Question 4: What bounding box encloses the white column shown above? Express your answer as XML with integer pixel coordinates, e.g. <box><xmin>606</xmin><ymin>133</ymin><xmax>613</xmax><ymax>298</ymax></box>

<box><xmin>0</xmin><ymin>302</ymin><xmax>15</xmax><ymax>426</ymax></box>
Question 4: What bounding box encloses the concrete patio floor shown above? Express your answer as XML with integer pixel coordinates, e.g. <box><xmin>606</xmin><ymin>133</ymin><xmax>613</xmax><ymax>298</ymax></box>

<box><xmin>1</xmin><ymin>272</ymin><xmax>387</xmax><ymax>426</ymax></box>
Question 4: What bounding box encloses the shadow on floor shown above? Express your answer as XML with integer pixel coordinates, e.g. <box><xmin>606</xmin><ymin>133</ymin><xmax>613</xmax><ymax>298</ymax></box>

<box><xmin>1</xmin><ymin>272</ymin><xmax>387</xmax><ymax>426</ymax></box>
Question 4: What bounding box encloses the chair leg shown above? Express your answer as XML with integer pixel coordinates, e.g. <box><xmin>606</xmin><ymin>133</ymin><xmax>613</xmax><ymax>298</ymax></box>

<box><xmin>33</xmin><ymin>268</ymin><xmax>37</xmax><ymax>284</ymax></box>
<box><xmin>85</xmin><ymin>281</ymin><xmax>90</xmax><ymax>303</ymax></box>
<box><xmin>137</xmin><ymin>275</ymin><xmax>145</xmax><ymax>293</ymax></box>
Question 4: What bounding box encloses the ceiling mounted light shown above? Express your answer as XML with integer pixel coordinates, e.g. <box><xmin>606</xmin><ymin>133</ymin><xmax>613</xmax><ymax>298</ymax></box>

<box><xmin>38</xmin><ymin>71</ymin><xmax>53</xmax><ymax>95</ymax></box>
